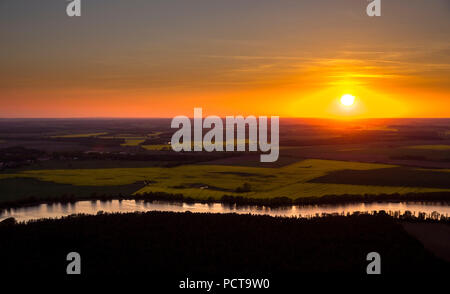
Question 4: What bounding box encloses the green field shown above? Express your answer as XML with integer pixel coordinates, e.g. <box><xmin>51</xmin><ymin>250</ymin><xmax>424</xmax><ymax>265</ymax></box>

<box><xmin>50</xmin><ymin>132</ymin><xmax>163</xmax><ymax>146</ymax></box>
<box><xmin>141</xmin><ymin>144</ymin><xmax>171</xmax><ymax>150</ymax></box>
<box><xmin>50</xmin><ymin>132</ymin><xmax>108</xmax><ymax>138</ymax></box>
<box><xmin>0</xmin><ymin>178</ymin><xmax>143</xmax><ymax>202</ymax></box>
<box><xmin>0</xmin><ymin>159</ymin><xmax>449</xmax><ymax>202</ymax></box>
<box><xmin>96</xmin><ymin>135</ymin><xmax>147</xmax><ymax>146</ymax></box>
<box><xmin>99</xmin><ymin>132</ymin><xmax>163</xmax><ymax>147</ymax></box>
<box><xmin>406</xmin><ymin>145</ymin><xmax>450</xmax><ymax>150</ymax></box>
<box><xmin>121</xmin><ymin>139</ymin><xmax>146</xmax><ymax>146</ymax></box>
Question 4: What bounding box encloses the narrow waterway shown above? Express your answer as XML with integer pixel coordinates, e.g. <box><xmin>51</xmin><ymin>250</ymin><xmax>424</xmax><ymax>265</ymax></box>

<box><xmin>1</xmin><ymin>200</ymin><xmax>449</xmax><ymax>222</ymax></box>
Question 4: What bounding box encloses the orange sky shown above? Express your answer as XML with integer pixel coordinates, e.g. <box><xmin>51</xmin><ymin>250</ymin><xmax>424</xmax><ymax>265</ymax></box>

<box><xmin>0</xmin><ymin>0</ymin><xmax>449</xmax><ymax>118</ymax></box>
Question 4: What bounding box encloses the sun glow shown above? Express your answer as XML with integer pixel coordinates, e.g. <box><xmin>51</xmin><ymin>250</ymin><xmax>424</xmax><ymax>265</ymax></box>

<box><xmin>340</xmin><ymin>94</ymin><xmax>355</xmax><ymax>106</ymax></box>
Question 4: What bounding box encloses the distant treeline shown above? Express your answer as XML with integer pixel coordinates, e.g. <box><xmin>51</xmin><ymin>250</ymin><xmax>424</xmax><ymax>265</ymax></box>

<box><xmin>280</xmin><ymin>130</ymin><xmax>445</xmax><ymax>146</ymax></box>
<box><xmin>0</xmin><ymin>146</ymin><xmax>45</xmax><ymax>162</ymax></box>
<box><xmin>53</xmin><ymin>150</ymin><xmax>239</xmax><ymax>163</ymax></box>
<box><xmin>0</xmin><ymin>145</ymin><xmax>241</xmax><ymax>170</ymax></box>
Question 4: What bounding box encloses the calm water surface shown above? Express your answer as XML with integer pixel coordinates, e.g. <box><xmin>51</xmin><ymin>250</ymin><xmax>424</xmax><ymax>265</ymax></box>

<box><xmin>1</xmin><ymin>200</ymin><xmax>449</xmax><ymax>222</ymax></box>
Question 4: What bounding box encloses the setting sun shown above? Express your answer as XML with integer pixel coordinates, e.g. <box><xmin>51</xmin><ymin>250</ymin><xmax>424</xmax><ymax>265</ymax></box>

<box><xmin>340</xmin><ymin>94</ymin><xmax>355</xmax><ymax>106</ymax></box>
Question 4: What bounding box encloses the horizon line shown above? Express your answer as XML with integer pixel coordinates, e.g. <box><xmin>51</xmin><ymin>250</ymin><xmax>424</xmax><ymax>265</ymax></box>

<box><xmin>0</xmin><ymin>116</ymin><xmax>450</xmax><ymax>120</ymax></box>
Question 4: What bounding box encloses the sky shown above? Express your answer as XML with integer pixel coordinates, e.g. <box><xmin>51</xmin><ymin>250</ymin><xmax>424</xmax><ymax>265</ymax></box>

<box><xmin>0</xmin><ymin>0</ymin><xmax>449</xmax><ymax>118</ymax></box>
